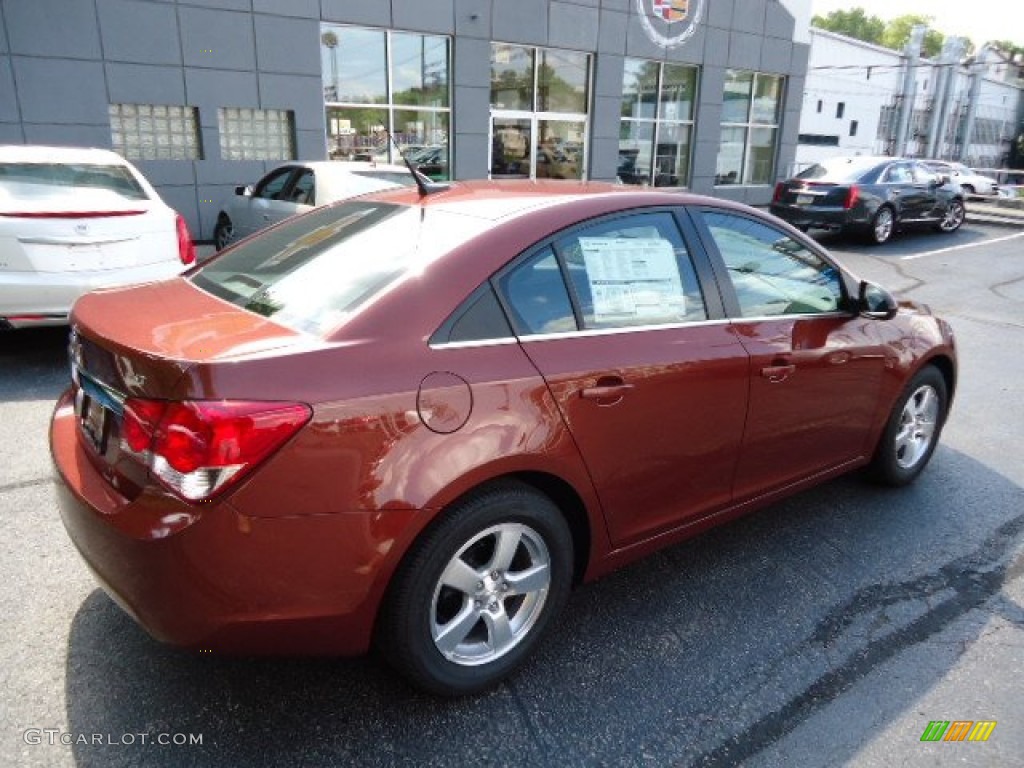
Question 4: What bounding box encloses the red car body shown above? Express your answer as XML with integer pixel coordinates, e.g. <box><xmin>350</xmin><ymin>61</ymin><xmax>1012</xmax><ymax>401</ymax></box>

<box><xmin>51</xmin><ymin>181</ymin><xmax>956</xmax><ymax>687</ymax></box>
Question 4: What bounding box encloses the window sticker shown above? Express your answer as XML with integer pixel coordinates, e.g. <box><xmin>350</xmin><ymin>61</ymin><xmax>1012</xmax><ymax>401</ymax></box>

<box><xmin>579</xmin><ymin>237</ymin><xmax>685</xmax><ymax>323</ymax></box>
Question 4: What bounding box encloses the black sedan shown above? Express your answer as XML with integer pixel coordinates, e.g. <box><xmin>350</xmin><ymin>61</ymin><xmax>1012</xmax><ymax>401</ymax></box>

<box><xmin>770</xmin><ymin>157</ymin><xmax>966</xmax><ymax>244</ymax></box>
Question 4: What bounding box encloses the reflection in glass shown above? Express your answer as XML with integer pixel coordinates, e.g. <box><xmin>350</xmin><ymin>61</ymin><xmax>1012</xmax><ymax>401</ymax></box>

<box><xmin>396</xmin><ymin>110</ymin><xmax>449</xmax><ymax>179</ymax></box>
<box><xmin>391</xmin><ymin>33</ymin><xmax>449</xmax><ymax>108</ymax></box>
<box><xmin>660</xmin><ymin>64</ymin><xmax>696</xmax><ymax>122</ymax></box>
<box><xmin>746</xmin><ymin>126</ymin><xmax>777</xmax><ymax>184</ymax></box>
<box><xmin>654</xmin><ymin>123</ymin><xmax>691</xmax><ymax>187</ymax></box>
<box><xmin>751</xmin><ymin>74</ymin><xmax>782</xmax><ymax>124</ymax></box>
<box><xmin>621</xmin><ymin>59</ymin><xmax>659</xmax><ymax>120</ymax></box>
<box><xmin>538</xmin><ymin>49</ymin><xmax>589</xmax><ymax>113</ymax></box>
<box><xmin>491</xmin><ymin>44</ymin><xmax>534</xmax><ymax>111</ymax></box>
<box><xmin>491</xmin><ymin>118</ymin><xmax>532</xmax><ymax>177</ymax></box>
<box><xmin>619</xmin><ymin>121</ymin><xmax>654</xmax><ymax>185</ymax></box>
<box><xmin>536</xmin><ymin>120</ymin><xmax>585</xmax><ymax>180</ymax></box>
<box><xmin>326</xmin><ymin>107</ymin><xmax>389</xmax><ymax>161</ymax></box>
<box><xmin>721</xmin><ymin>70</ymin><xmax>753</xmax><ymax>124</ymax></box>
<box><xmin>716</xmin><ymin>126</ymin><xmax>746</xmax><ymax>184</ymax></box>
<box><xmin>323</xmin><ymin>27</ymin><xmax>386</xmax><ymax>104</ymax></box>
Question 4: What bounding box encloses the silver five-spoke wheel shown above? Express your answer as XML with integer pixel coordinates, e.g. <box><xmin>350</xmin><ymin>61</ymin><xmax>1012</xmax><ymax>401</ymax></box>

<box><xmin>431</xmin><ymin>523</ymin><xmax>551</xmax><ymax>666</ymax></box>
<box><xmin>938</xmin><ymin>200</ymin><xmax>965</xmax><ymax>232</ymax></box>
<box><xmin>893</xmin><ymin>383</ymin><xmax>939</xmax><ymax>469</ymax></box>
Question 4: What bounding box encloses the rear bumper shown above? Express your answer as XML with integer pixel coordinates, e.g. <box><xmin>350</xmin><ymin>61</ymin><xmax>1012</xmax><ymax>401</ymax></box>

<box><xmin>1</xmin><ymin>262</ymin><xmax>185</xmax><ymax>327</ymax></box>
<box><xmin>770</xmin><ymin>203</ymin><xmax>869</xmax><ymax>231</ymax></box>
<box><xmin>50</xmin><ymin>389</ymin><xmax>397</xmax><ymax>656</ymax></box>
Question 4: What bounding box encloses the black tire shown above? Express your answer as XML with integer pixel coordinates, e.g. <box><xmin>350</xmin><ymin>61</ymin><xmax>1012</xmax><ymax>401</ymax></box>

<box><xmin>867</xmin><ymin>365</ymin><xmax>949</xmax><ymax>487</ymax></box>
<box><xmin>960</xmin><ymin>184</ymin><xmax>975</xmax><ymax>195</ymax></box>
<box><xmin>867</xmin><ymin>205</ymin><xmax>895</xmax><ymax>245</ymax></box>
<box><xmin>213</xmin><ymin>215</ymin><xmax>234</xmax><ymax>251</ymax></box>
<box><xmin>377</xmin><ymin>481</ymin><xmax>573</xmax><ymax>696</ymax></box>
<box><xmin>935</xmin><ymin>199</ymin><xmax>965</xmax><ymax>233</ymax></box>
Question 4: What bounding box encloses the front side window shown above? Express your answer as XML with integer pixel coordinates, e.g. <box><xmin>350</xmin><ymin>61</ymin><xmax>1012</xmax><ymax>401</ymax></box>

<box><xmin>253</xmin><ymin>167</ymin><xmax>295</xmax><ymax>200</ymax></box>
<box><xmin>489</xmin><ymin>44</ymin><xmax>590</xmax><ymax>181</ymax></box>
<box><xmin>322</xmin><ymin>26</ymin><xmax>451</xmax><ymax>179</ymax></box>
<box><xmin>619</xmin><ymin>60</ymin><xmax>697</xmax><ymax>188</ymax></box>
<box><xmin>716</xmin><ymin>71</ymin><xmax>783</xmax><ymax>185</ymax></box>
<box><xmin>702</xmin><ymin>211</ymin><xmax>843</xmax><ymax>318</ymax></box>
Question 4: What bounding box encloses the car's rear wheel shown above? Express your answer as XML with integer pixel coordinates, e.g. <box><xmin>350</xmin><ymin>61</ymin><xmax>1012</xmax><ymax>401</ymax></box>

<box><xmin>867</xmin><ymin>365</ymin><xmax>949</xmax><ymax>487</ymax></box>
<box><xmin>213</xmin><ymin>215</ymin><xmax>234</xmax><ymax>251</ymax></box>
<box><xmin>960</xmin><ymin>184</ymin><xmax>975</xmax><ymax>195</ymax></box>
<box><xmin>378</xmin><ymin>481</ymin><xmax>573</xmax><ymax>696</ymax></box>
<box><xmin>936</xmin><ymin>199</ymin><xmax>965</xmax><ymax>233</ymax></box>
<box><xmin>868</xmin><ymin>206</ymin><xmax>895</xmax><ymax>244</ymax></box>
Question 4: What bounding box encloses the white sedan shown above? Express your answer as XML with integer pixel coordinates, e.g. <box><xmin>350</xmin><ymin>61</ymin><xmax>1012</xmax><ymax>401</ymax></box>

<box><xmin>0</xmin><ymin>145</ymin><xmax>195</xmax><ymax>329</ymax></box>
<box><xmin>922</xmin><ymin>161</ymin><xmax>1000</xmax><ymax>196</ymax></box>
<box><xmin>213</xmin><ymin>161</ymin><xmax>416</xmax><ymax>250</ymax></box>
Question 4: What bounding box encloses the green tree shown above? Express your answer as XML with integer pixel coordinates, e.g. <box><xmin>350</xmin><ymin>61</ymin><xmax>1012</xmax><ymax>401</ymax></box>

<box><xmin>991</xmin><ymin>40</ymin><xmax>1024</xmax><ymax>60</ymax></box>
<box><xmin>811</xmin><ymin>8</ymin><xmax>885</xmax><ymax>45</ymax></box>
<box><xmin>881</xmin><ymin>15</ymin><xmax>946</xmax><ymax>58</ymax></box>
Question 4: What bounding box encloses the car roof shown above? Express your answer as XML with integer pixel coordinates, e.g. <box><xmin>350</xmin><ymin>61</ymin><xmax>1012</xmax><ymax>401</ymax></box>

<box><xmin>280</xmin><ymin>161</ymin><xmax>413</xmax><ymax>176</ymax></box>
<box><xmin>0</xmin><ymin>144</ymin><xmax>132</xmax><ymax>165</ymax></box>
<box><xmin>360</xmin><ymin>179</ymin><xmax>746</xmax><ymax>223</ymax></box>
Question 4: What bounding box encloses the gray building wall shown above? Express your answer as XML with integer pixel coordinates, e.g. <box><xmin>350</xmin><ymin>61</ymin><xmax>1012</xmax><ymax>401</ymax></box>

<box><xmin>0</xmin><ymin>0</ymin><xmax>809</xmax><ymax>238</ymax></box>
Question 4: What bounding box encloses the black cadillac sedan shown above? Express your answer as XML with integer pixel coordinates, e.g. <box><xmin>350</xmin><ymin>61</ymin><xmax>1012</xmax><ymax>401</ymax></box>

<box><xmin>770</xmin><ymin>157</ymin><xmax>966</xmax><ymax>244</ymax></box>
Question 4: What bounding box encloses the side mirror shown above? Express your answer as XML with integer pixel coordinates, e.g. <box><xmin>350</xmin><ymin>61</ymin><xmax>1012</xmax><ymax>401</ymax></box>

<box><xmin>235</xmin><ymin>184</ymin><xmax>253</xmax><ymax>197</ymax></box>
<box><xmin>858</xmin><ymin>280</ymin><xmax>898</xmax><ymax>320</ymax></box>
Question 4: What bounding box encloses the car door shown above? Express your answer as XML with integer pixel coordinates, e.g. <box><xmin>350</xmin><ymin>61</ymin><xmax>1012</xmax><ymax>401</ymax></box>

<box><xmin>235</xmin><ymin>166</ymin><xmax>301</xmax><ymax>238</ymax></box>
<box><xmin>494</xmin><ymin>210</ymin><xmax>750</xmax><ymax>547</ymax></box>
<box><xmin>693</xmin><ymin>208</ymin><xmax>889</xmax><ymax>500</ymax></box>
<box><xmin>880</xmin><ymin>161</ymin><xmax>930</xmax><ymax>221</ymax></box>
<box><xmin>910</xmin><ymin>162</ymin><xmax>946</xmax><ymax>219</ymax></box>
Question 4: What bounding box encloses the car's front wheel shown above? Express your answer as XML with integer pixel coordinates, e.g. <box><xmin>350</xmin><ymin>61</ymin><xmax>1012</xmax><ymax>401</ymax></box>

<box><xmin>936</xmin><ymin>199</ymin><xmax>965</xmax><ymax>233</ymax></box>
<box><xmin>378</xmin><ymin>482</ymin><xmax>573</xmax><ymax>696</ymax></box>
<box><xmin>868</xmin><ymin>206</ymin><xmax>895</xmax><ymax>244</ymax></box>
<box><xmin>867</xmin><ymin>365</ymin><xmax>949</xmax><ymax>487</ymax></box>
<box><xmin>213</xmin><ymin>215</ymin><xmax>234</xmax><ymax>251</ymax></box>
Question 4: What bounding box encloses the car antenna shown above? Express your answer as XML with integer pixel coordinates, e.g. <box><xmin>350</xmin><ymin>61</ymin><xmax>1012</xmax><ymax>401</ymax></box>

<box><xmin>380</xmin><ymin>128</ymin><xmax>450</xmax><ymax>197</ymax></box>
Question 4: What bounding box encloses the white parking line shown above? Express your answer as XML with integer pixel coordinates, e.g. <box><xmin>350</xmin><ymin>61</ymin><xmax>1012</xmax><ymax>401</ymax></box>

<box><xmin>901</xmin><ymin>231</ymin><xmax>1024</xmax><ymax>260</ymax></box>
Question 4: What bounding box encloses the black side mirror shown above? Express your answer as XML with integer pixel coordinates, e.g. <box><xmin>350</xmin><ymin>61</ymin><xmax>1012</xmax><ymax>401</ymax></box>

<box><xmin>235</xmin><ymin>184</ymin><xmax>252</xmax><ymax>196</ymax></box>
<box><xmin>858</xmin><ymin>280</ymin><xmax>898</xmax><ymax>320</ymax></box>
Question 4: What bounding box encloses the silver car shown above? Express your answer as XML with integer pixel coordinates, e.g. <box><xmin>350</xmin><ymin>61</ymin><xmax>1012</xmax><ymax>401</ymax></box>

<box><xmin>214</xmin><ymin>161</ymin><xmax>416</xmax><ymax>250</ymax></box>
<box><xmin>922</xmin><ymin>161</ymin><xmax>999</xmax><ymax>196</ymax></box>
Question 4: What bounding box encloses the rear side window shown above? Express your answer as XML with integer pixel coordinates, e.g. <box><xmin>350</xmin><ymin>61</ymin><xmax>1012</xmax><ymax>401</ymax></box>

<box><xmin>0</xmin><ymin>162</ymin><xmax>147</xmax><ymax>201</ymax></box>
<box><xmin>192</xmin><ymin>201</ymin><xmax>490</xmax><ymax>335</ymax></box>
<box><xmin>498</xmin><ymin>247</ymin><xmax>576</xmax><ymax>335</ymax></box>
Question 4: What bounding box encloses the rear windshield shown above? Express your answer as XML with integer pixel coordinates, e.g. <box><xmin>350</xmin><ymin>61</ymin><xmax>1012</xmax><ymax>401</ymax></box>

<box><xmin>0</xmin><ymin>162</ymin><xmax>148</xmax><ymax>201</ymax></box>
<box><xmin>795</xmin><ymin>160</ymin><xmax>876</xmax><ymax>183</ymax></box>
<box><xmin>192</xmin><ymin>201</ymin><xmax>490</xmax><ymax>335</ymax></box>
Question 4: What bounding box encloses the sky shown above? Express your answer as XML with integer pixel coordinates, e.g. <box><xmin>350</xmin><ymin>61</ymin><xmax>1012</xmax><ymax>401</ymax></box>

<box><xmin>810</xmin><ymin>0</ymin><xmax>1024</xmax><ymax>49</ymax></box>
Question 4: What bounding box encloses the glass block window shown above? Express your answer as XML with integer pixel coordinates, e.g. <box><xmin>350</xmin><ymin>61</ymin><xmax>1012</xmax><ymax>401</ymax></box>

<box><xmin>716</xmin><ymin>71</ymin><xmax>784</xmax><ymax>186</ymax></box>
<box><xmin>109</xmin><ymin>103</ymin><xmax>201</xmax><ymax>160</ymax></box>
<box><xmin>218</xmin><ymin>107</ymin><xmax>296</xmax><ymax>161</ymax></box>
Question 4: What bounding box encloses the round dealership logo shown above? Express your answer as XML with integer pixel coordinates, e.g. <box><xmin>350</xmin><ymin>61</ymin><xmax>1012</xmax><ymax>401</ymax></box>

<box><xmin>636</xmin><ymin>0</ymin><xmax>705</xmax><ymax>48</ymax></box>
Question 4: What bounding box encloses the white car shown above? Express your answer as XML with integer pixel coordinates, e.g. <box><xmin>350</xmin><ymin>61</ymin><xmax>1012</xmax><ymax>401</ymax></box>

<box><xmin>922</xmin><ymin>161</ymin><xmax>1000</xmax><ymax>196</ymax></box>
<box><xmin>213</xmin><ymin>161</ymin><xmax>416</xmax><ymax>250</ymax></box>
<box><xmin>0</xmin><ymin>145</ymin><xmax>195</xmax><ymax>329</ymax></box>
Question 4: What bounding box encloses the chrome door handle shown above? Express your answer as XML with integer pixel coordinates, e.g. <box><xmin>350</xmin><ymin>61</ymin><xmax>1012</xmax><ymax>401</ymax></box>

<box><xmin>760</xmin><ymin>364</ymin><xmax>795</xmax><ymax>383</ymax></box>
<box><xmin>580</xmin><ymin>384</ymin><xmax>634</xmax><ymax>399</ymax></box>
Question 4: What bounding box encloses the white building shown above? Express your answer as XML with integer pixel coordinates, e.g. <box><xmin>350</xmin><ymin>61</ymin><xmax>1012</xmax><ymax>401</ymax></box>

<box><xmin>795</xmin><ymin>28</ymin><xmax>1023</xmax><ymax>173</ymax></box>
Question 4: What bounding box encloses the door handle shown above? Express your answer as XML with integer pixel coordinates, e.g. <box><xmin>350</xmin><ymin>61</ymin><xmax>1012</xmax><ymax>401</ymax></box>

<box><xmin>760</xmin><ymin>364</ymin><xmax>796</xmax><ymax>383</ymax></box>
<box><xmin>580</xmin><ymin>378</ymin><xmax>633</xmax><ymax>404</ymax></box>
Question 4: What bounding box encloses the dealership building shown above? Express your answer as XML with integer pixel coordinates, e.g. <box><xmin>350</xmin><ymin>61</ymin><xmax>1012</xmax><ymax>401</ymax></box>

<box><xmin>0</xmin><ymin>0</ymin><xmax>813</xmax><ymax>239</ymax></box>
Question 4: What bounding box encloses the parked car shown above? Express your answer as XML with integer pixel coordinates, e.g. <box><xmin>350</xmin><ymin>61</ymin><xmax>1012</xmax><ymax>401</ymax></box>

<box><xmin>0</xmin><ymin>145</ymin><xmax>195</xmax><ymax>329</ymax></box>
<box><xmin>213</xmin><ymin>161</ymin><xmax>416</xmax><ymax>250</ymax></box>
<box><xmin>770</xmin><ymin>156</ymin><xmax>966</xmax><ymax>244</ymax></box>
<box><xmin>52</xmin><ymin>181</ymin><xmax>956</xmax><ymax>695</ymax></box>
<box><xmin>407</xmin><ymin>146</ymin><xmax>449</xmax><ymax>181</ymax></box>
<box><xmin>920</xmin><ymin>160</ymin><xmax>999</xmax><ymax>196</ymax></box>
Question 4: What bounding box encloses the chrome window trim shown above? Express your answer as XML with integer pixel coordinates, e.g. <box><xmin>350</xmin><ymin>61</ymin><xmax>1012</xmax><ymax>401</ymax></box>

<box><xmin>430</xmin><ymin>337</ymin><xmax>519</xmax><ymax>351</ymax></box>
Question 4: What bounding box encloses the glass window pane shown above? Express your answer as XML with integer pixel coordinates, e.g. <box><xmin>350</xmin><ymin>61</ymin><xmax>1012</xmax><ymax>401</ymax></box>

<box><xmin>745</xmin><ymin>126</ymin><xmax>776</xmax><ymax>184</ymax></box>
<box><xmin>653</xmin><ymin>123</ymin><xmax>690</xmax><ymax>187</ymax></box>
<box><xmin>326</xmin><ymin>107</ymin><xmax>389</xmax><ymax>161</ymax></box>
<box><xmin>702</xmin><ymin>211</ymin><xmax>843</xmax><ymax>318</ymax></box>
<box><xmin>716</xmin><ymin>126</ymin><xmax>746</xmax><ymax>184</ymax></box>
<box><xmin>498</xmin><ymin>247</ymin><xmax>576</xmax><ymax>336</ymax></box>
<box><xmin>326</xmin><ymin>27</ymin><xmax>386</xmax><ymax>104</ymax></box>
<box><xmin>491</xmin><ymin>44</ymin><xmax>534</xmax><ymax>111</ymax></box>
<box><xmin>622</xmin><ymin>59</ymin><xmax>658</xmax><ymax>119</ymax></box>
<box><xmin>538</xmin><ymin>49</ymin><xmax>589</xmax><ymax>114</ymax></box>
<box><xmin>721</xmin><ymin>70</ymin><xmax>753</xmax><ymax>124</ymax></box>
<box><xmin>751</xmin><ymin>74</ymin><xmax>782</xmax><ymax>124</ymax></box>
<box><xmin>491</xmin><ymin>118</ymin><xmax>532</xmax><ymax>177</ymax></box>
<box><xmin>536</xmin><ymin>120</ymin><xmax>585</xmax><ymax>180</ymax></box>
<box><xmin>396</xmin><ymin>110</ymin><xmax>449</xmax><ymax>180</ymax></box>
<box><xmin>660</xmin><ymin>64</ymin><xmax>696</xmax><ymax>122</ymax></box>
<box><xmin>619</xmin><ymin>121</ymin><xmax>654</xmax><ymax>186</ymax></box>
<box><xmin>391</xmin><ymin>33</ymin><xmax>449</xmax><ymax>108</ymax></box>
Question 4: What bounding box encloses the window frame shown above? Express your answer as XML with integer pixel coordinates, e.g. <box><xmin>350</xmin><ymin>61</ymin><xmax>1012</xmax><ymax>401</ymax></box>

<box><xmin>716</xmin><ymin>70</ymin><xmax>785</xmax><ymax>187</ymax></box>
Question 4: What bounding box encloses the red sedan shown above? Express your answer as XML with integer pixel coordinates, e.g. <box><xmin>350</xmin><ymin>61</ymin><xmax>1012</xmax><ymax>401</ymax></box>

<box><xmin>51</xmin><ymin>180</ymin><xmax>956</xmax><ymax>695</ymax></box>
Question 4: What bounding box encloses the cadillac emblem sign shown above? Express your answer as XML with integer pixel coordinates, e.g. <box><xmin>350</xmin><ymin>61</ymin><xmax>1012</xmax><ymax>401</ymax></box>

<box><xmin>637</xmin><ymin>0</ymin><xmax>705</xmax><ymax>48</ymax></box>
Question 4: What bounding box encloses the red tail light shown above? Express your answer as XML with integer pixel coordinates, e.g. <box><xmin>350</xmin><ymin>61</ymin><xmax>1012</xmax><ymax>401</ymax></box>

<box><xmin>175</xmin><ymin>213</ymin><xmax>196</xmax><ymax>266</ymax></box>
<box><xmin>772</xmin><ymin>182</ymin><xmax>785</xmax><ymax>203</ymax></box>
<box><xmin>844</xmin><ymin>185</ymin><xmax>860</xmax><ymax>209</ymax></box>
<box><xmin>121</xmin><ymin>399</ymin><xmax>312</xmax><ymax>501</ymax></box>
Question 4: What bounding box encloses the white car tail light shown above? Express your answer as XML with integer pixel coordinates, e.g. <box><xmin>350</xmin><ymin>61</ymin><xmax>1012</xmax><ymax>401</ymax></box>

<box><xmin>176</xmin><ymin>213</ymin><xmax>196</xmax><ymax>266</ymax></box>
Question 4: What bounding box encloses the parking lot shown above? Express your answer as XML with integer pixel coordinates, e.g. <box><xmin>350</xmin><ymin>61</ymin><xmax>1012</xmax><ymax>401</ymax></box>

<box><xmin>2</xmin><ymin>220</ymin><xmax>1023</xmax><ymax>767</ymax></box>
